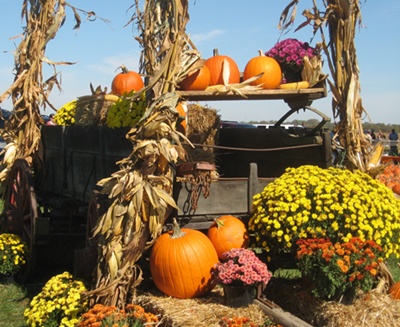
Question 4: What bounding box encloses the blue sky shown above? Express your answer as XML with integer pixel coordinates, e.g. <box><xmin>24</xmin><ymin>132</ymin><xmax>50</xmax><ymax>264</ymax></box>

<box><xmin>1</xmin><ymin>0</ymin><xmax>399</xmax><ymax>124</ymax></box>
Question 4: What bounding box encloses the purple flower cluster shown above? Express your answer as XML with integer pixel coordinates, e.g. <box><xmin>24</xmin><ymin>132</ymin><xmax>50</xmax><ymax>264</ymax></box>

<box><xmin>213</xmin><ymin>248</ymin><xmax>272</xmax><ymax>287</ymax></box>
<box><xmin>266</xmin><ymin>38</ymin><xmax>317</xmax><ymax>73</ymax></box>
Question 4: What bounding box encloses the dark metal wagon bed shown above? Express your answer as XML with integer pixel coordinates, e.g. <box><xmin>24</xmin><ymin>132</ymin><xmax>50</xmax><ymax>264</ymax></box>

<box><xmin>2</xmin><ymin>84</ymin><xmax>331</xmax><ymax>281</ymax></box>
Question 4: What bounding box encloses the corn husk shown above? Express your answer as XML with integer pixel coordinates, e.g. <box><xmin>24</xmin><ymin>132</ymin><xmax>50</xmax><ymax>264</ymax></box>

<box><xmin>280</xmin><ymin>0</ymin><xmax>370</xmax><ymax>171</ymax></box>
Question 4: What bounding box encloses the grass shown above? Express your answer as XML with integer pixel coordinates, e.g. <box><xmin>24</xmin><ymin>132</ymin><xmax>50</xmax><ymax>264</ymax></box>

<box><xmin>0</xmin><ymin>276</ymin><xmax>47</xmax><ymax>327</ymax></box>
<box><xmin>387</xmin><ymin>255</ymin><xmax>400</xmax><ymax>282</ymax></box>
<box><xmin>0</xmin><ymin>281</ymin><xmax>29</xmax><ymax>327</ymax></box>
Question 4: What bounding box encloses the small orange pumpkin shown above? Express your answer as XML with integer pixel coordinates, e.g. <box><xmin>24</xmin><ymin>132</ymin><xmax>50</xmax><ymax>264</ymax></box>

<box><xmin>150</xmin><ymin>218</ymin><xmax>218</xmax><ymax>299</ymax></box>
<box><xmin>207</xmin><ymin>215</ymin><xmax>250</xmax><ymax>259</ymax></box>
<box><xmin>175</xmin><ymin>101</ymin><xmax>187</xmax><ymax>133</ymax></box>
<box><xmin>111</xmin><ymin>65</ymin><xmax>144</xmax><ymax>96</ymax></box>
<box><xmin>179</xmin><ymin>63</ymin><xmax>210</xmax><ymax>91</ymax></box>
<box><xmin>393</xmin><ymin>184</ymin><xmax>400</xmax><ymax>195</ymax></box>
<box><xmin>389</xmin><ymin>281</ymin><xmax>400</xmax><ymax>300</ymax></box>
<box><xmin>205</xmin><ymin>49</ymin><xmax>240</xmax><ymax>86</ymax></box>
<box><xmin>243</xmin><ymin>50</ymin><xmax>282</xmax><ymax>89</ymax></box>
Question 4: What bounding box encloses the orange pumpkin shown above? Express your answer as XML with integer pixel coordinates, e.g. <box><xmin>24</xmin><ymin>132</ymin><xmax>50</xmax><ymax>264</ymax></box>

<box><xmin>393</xmin><ymin>184</ymin><xmax>400</xmax><ymax>195</ymax></box>
<box><xmin>179</xmin><ymin>64</ymin><xmax>210</xmax><ymax>90</ymax></box>
<box><xmin>175</xmin><ymin>101</ymin><xmax>187</xmax><ymax>133</ymax></box>
<box><xmin>376</xmin><ymin>163</ymin><xmax>400</xmax><ymax>194</ymax></box>
<box><xmin>149</xmin><ymin>218</ymin><xmax>218</xmax><ymax>299</ymax></box>
<box><xmin>207</xmin><ymin>215</ymin><xmax>250</xmax><ymax>259</ymax></box>
<box><xmin>243</xmin><ymin>50</ymin><xmax>282</xmax><ymax>89</ymax></box>
<box><xmin>111</xmin><ymin>65</ymin><xmax>144</xmax><ymax>96</ymax></box>
<box><xmin>205</xmin><ymin>49</ymin><xmax>240</xmax><ymax>86</ymax></box>
<box><xmin>389</xmin><ymin>281</ymin><xmax>400</xmax><ymax>300</ymax></box>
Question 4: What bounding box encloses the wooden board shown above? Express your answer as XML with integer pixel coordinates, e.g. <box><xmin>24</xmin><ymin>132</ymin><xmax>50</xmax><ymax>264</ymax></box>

<box><xmin>178</xmin><ymin>86</ymin><xmax>326</xmax><ymax>102</ymax></box>
<box><xmin>40</xmin><ymin>125</ymin><xmax>131</xmax><ymax>202</ymax></box>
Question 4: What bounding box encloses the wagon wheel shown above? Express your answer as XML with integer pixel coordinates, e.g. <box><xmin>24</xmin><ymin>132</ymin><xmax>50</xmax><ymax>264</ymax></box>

<box><xmin>4</xmin><ymin>158</ymin><xmax>39</xmax><ymax>282</ymax></box>
<box><xmin>74</xmin><ymin>190</ymin><xmax>109</xmax><ymax>280</ymax></box>
<box><xmin>86</xmin><ymin>190</ymin><xmax>109</xmax><ymax>247</ymax></box>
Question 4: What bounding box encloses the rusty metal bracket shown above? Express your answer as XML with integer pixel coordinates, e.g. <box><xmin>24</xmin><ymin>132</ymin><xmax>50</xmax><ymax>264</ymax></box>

<box><xmin>177</xmin><ymin>161</ymin><xmax>215</xmax><ymax>212</ymax></box>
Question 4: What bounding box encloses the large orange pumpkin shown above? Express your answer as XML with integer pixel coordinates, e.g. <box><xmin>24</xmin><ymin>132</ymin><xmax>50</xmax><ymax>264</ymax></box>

<box><xmin>179</xmin><ymin>64</ymin><xmax>210</xmax><ymax>90</ymax></box>
<box><xmin>111</xmin><ymin>65</ymin><xmax>144</xmax><ymax>96</ymax></box>
<box><xmin>207</xmin><ymin>215</ymin><xmax>250</xmax><ymax>259</ymax></box>
<box><xmin>205</xmin><ymin>49</ymin><xmax>240</xmax><ymax>86</ymax></box>
<box><xmin>149</xmin><ymin>218</ymin><xmax>218</xmax><ymax>299</ymax></box>
<box><xmin>243</xmin><ymin>50</ymin><xmax>282</xmax><ymax>89</ymax></box>
<box><xmin>389</xmin><ymin>281</ymin><xmax>400</xmax><ymax>300</ymax></box>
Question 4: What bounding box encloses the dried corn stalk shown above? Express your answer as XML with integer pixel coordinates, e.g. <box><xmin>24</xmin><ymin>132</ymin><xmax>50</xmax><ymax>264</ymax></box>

<box><xmin>86</xmin><ymin>92</ymin><xmax>189</xmax><ymax>306</ymax></box>
<box><xmin>0</xmin><ymin>0</ymin><xmax>96</xmax><ymax>184</ymax></box>
<box><xmin>87</xmin><ymin>0</ymin><xmax>195</xmax><ymax>307</ymax></box>
<box><xmin>135</xmin><ymin>0</ymin><xmax>200</xmax><ymax>96</ymax></box>
<box><xmin>280</xmin><ymin>0</ymin><xmax>369</xmax><ymax>171</ymax></box>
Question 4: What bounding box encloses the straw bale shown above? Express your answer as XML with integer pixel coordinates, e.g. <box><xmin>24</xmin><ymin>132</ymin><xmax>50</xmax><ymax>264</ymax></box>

<box><xmin>135</xmin><ymin>286</ymin><xmax>269</xmax><ymax>327</ymax></box>
<box><xmin>265</xmin><ymin>276</ymin><xmax>400</xmax><ymax>327</ymax></box>
<box><xmin>74</xmin><ymin>97</ymin><xmax>114</xmax><ymax>126</ymax></box>
<box><xmin>313</xmin><ymin>290</ymin><xmax>400</xmax><ymax>327</ymax></box>
<box><xmin>133</xmin><ymin>277</ymin><xmax>400</xmax><ymax>327</ymax></box>
<box><xmin>184</xmin><ymin>103</ymin><xmax>220</xmax><ymax>164</ymax></box>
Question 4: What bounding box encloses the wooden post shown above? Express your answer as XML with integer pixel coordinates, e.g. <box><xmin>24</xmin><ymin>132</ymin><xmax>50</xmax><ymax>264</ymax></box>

<box><xmin>255</xmin><ymin>298</ymin><xmax>313</xmax><ymax>327</ymax></box>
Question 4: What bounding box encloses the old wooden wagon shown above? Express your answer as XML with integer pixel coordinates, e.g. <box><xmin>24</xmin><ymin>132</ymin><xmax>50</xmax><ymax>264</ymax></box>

<box><xmin>1</xmin><ymin>82</ymin><xmax>331</xmax><ymax>282</ymax></box>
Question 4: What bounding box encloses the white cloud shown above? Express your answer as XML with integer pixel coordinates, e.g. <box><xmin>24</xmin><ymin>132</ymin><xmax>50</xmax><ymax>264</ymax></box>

<box><xmin>189</xmin><ymin>29</ymin><xmax>225</xmax><ymax>44</ymax></box>
<box><xmin>88</xmin><ymin>52</ymin><xmax>142</xmax><ymax>77</ymax></box>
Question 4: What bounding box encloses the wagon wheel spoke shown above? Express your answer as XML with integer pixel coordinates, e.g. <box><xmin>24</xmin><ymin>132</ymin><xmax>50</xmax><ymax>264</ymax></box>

<box><xmin>74</xmin><ymin>190</ymin><xmax>109</xmax><ymax>280</ymax></box>
<box><xmin>4</xmin><ymin>159</ymin><xmax>39</xmax><ymax>282</ymax></box>
<box><xmin>86</xmin><ymin>190</ymin><xmax>109</xmax><ymax>247</ymax></box>
<box><xmin>86</xmin><ymin>194</ymin><xmax>100</xmax><ymax>248</ymax></box>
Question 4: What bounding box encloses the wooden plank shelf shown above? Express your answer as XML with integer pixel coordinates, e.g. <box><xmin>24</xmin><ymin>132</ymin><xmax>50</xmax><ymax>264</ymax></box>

<box><xmin>178</xmin><ymin>86</ymin><xmax>326</xmax><ymax>102</ymax></box>
<box><xmin>178</xmin><ymin>82</ymin><xmax>327</xmax><ymax>110</ymax></box>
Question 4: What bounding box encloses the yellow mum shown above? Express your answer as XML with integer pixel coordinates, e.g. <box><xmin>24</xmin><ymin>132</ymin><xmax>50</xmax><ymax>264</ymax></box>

<box><xmin>248</xmin><ymin>165</ymin><xmax>400</xmax><ymax>259</ymax></box>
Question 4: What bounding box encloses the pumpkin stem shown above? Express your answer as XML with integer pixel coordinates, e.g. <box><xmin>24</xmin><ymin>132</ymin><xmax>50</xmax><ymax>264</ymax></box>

<box><xmin>171</xmin><ymin>218</ymin><xmax>186</xmax><ymax>239</ymax></box>
<box><xmin>258</xmin><ymin>50</ymin><xmax>265</xmax><ymax>57</ymax></box>
<box><xmin>213</xmin><ymin>48</ymin><xmax>219</xmax><ymax>57</ymax></box>
<box><xmin>214</xmin><ymin>218</ymin><xmax>226</xmax><ymax>230</ymax></box>
<box><xmin>117</xmin><ymin>65</ymin><xmax>129</xmax><ymax>74</ymax></box>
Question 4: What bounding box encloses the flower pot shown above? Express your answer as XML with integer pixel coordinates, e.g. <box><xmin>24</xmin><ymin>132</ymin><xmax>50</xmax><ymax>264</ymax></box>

<box><xmin>283</xmin><ymin>68</ymin><xmax>302</xmax><ymax>83</ymax></box>
<box><xmin>222</xmin><ymin>285</ymin><xmax>256</xmax><ymax>308</ymax></box>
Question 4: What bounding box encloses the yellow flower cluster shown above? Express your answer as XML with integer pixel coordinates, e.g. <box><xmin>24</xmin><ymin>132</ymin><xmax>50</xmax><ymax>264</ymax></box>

<box><xmin>249</xmin><ymin>165</ymin><xmax>400</xmax><ymax>260</ymax></box>
<box><xmin>24</xmin><ymin>271</ymin><xmax>88</xmax><ymax>327</ymax></box>
<box><xmin>54</xmin><ymin>100</ymin><xmax>76</xmax><ymax>125</ymax></box>
<box><xmin>0</xmin><ymin>233</ymin><xmax>28</xmax><ymax>276</ymax></box>
<box><xmin>106</xmin><ymin>92</ymin><xmax>147</xmax><ymax>128</ymax></box>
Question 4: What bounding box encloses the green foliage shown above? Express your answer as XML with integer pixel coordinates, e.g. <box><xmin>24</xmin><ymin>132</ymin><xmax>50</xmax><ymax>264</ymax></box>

<box><xmin>386</xmin><ymin>255</ymin><xmax>400</xmax><ymax>282</ymax></box>
<box><xmin>272</xmin><ymin>268</ymin><xmax>302</xmax><ymax>279</ymax></box>
<box><xmin>106</xmin><ymin>91</ymin><xmax>147</xmax><ymax>128</ymax></box>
